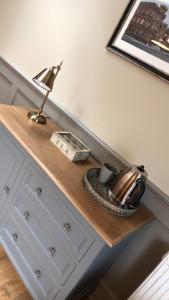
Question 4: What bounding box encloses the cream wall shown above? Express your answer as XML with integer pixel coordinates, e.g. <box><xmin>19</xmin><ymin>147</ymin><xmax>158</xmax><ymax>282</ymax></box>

<box><xmin>0</xmin><ymin>0</ymin><xmax>169</xmax><ymax>196</ymax></box>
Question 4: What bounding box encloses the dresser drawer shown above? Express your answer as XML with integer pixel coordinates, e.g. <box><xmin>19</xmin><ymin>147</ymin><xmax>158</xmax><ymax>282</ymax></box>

<box><xmin>21</xmin><ymin>166</ymin><xmax>95</xmax><ymax>261</ymax></box>
<box><xmin>0</xmin><ymin>218</ymin><xmax>60</xmax><ymax>300</ymax></box>
<box><xmin>13</xmin><ymin>192</ymin><xmax>76</xmax><ymax>284</ymax></box>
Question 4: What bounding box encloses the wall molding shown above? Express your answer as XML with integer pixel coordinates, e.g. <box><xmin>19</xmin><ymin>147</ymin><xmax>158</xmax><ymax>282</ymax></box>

<box><xmin>0</xmin><ymin>55</ymin><xmax>169</xmax><ymax>229</ymax></box>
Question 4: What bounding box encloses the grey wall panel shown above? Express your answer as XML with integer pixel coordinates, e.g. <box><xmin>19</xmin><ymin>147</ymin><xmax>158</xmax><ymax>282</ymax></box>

<box><xmin>101</xmin><ymin>219</ymin><xmax>169</xmax><ymax>300</ymax></box>
<box><xmin>0</xmin><ymin>56</ymin><xmax>42</xmax><ymax>109</ymax></box>
<box><xmin>142</xmin><ymin>186</ymin><xmax>169</xmax><ymax>232</ymax></box>
<box><xmin>12</xmin><ymin>89</ymin><xmax>36</xmax><ymax>108</ymax></box>
<box><xmin>0</xmin><ymin>73</ymin><xmax>13</xmax><ymax>104</ymax></box>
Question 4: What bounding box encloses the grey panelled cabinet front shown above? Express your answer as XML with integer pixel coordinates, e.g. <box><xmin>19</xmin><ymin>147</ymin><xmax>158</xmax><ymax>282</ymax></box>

<box><xmin>0</xmin><ymin>125</ymin><xmax>113</xmax><ymax>300</ymax></box>
<box><xmin>0</xmin><ymin>127</ymin><xmax>24</xmax><ymax>221</ymax></box>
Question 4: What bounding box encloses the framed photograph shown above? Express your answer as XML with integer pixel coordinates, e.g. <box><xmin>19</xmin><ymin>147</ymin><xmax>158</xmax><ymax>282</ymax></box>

<box><xmin>106</xmin><ymin>0</ymin><xmax>169</xmax><ymax>81</ymax></box>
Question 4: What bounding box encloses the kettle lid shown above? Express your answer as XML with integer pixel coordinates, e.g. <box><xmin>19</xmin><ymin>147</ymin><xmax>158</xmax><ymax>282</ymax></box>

<box><xmin>132</xmin><ymin>165</ymin><xmax>148</xmax><ymax>179</ymax></box>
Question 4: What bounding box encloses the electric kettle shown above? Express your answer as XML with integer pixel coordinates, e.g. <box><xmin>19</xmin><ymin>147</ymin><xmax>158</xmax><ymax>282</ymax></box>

<box><xmin>109</xmin><ymin>165</ymin><xmax>148</xmax><ymax>210</ymax></box>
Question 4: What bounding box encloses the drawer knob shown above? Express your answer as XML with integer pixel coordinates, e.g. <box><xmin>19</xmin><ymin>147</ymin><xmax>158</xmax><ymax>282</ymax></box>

<box><xmin>34</xmin><ymin>269</ymin><xmax>41</xmax><ymax>279</ymax></box>
<box><xmin>63</xmin><ymin>222</ymin><xmax>71</xmax><ymax>233</ymax></box>
<box><xmin>35</xmin><ymin>187</ymin><xmax>42</xmax><ymax>197</ymax></box>
<box><xmin>3</xmin><ymin>185</ymin><xmax>10</xmax><ymax>194</ymax></box>
<box><xmin>48</xmin><ymin>246</ymin><xmax>56</xmax><ymax>257</ymax></box>
<box><xmin>24</xmin><ymin>211</ymin><xmax>30</xmax><ymax>221</ymax></box>
<box><xmin>12</xmin><ymin>233</ymin><xmax>18</xmax><ymax>242</ymax></box>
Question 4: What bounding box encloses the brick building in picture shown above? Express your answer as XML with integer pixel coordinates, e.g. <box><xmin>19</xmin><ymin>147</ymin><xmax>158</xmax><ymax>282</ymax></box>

<box><xmin>125</xmin><ymin>2</ymin><xmax>169</xmax><ymax>46</ymax></box>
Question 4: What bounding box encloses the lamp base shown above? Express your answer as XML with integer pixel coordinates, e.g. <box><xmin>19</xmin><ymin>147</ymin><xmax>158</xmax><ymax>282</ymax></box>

<box><xmin>27</xmin><ymin>111</ymin><xmax>47</xmax><ymax>124</ymax></box>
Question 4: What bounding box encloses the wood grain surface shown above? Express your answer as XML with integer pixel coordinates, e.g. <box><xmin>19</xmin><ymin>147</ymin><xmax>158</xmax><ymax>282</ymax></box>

<box><xmin>0</xmin><ymin>246</ymin><xmax>31</xmax><ymax>300</ymax></box>
<box><xmin>0</xmin><ymin>104</ymin><xmax>154</xmax><ymax>247</ymax></box>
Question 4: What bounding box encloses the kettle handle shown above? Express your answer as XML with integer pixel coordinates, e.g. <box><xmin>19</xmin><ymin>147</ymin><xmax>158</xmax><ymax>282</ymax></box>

<box><xmin>120</xmin><ymin>178</ymin><xmax>138</xmax><ymax>206</ymax></box>
<box><xmin>129</xmin><ymin>178</ymin><xmax>145</xmax><ymax>209</ymax></box>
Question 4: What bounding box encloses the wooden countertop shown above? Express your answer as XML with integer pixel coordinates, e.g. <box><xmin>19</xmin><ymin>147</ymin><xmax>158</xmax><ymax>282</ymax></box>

<box><xmin>0</xmin><ymin>105</ymin><xmax>153</xmax><ymax>247</ymax></box>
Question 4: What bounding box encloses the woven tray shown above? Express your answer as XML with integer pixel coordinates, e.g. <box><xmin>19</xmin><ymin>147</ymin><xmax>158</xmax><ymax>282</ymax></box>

<box><xmin>82</xmin><ymin>168</ymin><xmax>138</xmax><ymax>217</ymax></box>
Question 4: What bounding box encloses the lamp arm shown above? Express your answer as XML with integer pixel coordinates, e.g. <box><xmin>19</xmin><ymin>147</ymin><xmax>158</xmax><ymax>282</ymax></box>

<box><xmin>52</xmin><ymin>61</ymin><xmax>63</xmax><ymax>79</ymax></box>
<box><xmin>38</xmin><ymin>90</ymin><xmax>50</xmax><ymax>116</ymax></box>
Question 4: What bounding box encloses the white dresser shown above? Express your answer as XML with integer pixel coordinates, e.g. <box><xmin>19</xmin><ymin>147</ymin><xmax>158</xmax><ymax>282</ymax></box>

<box><xmin>0</xmin><ymin>105</ymin><xmax>153</xmax><ymax>300</ymax></box>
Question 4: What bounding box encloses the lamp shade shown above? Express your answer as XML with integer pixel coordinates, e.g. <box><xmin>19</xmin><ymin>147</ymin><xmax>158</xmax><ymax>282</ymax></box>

<box><xmin>33</xmin><ymin>66</ymin><xmax>58</xmax><ymax>92</ymax></box>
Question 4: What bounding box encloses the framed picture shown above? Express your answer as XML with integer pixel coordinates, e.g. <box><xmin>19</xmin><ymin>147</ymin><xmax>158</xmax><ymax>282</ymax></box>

<box><xmin>106</xmin><ymin>0</ymin><xmax>169</xmax><ymax>81</ymax></box>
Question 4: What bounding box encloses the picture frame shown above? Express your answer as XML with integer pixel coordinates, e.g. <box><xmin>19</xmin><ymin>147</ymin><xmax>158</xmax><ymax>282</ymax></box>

<box><xmin>106</xmin><ymin>0</ymin><xmax>169</xmax><ymax>82</ymax></box>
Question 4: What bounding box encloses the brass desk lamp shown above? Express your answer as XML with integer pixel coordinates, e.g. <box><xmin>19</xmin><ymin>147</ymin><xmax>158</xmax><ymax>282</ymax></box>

<box><xmin>28</xmin><ymin>61</ymin><xmax>63</xmax><ymax>124</ymax></box>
